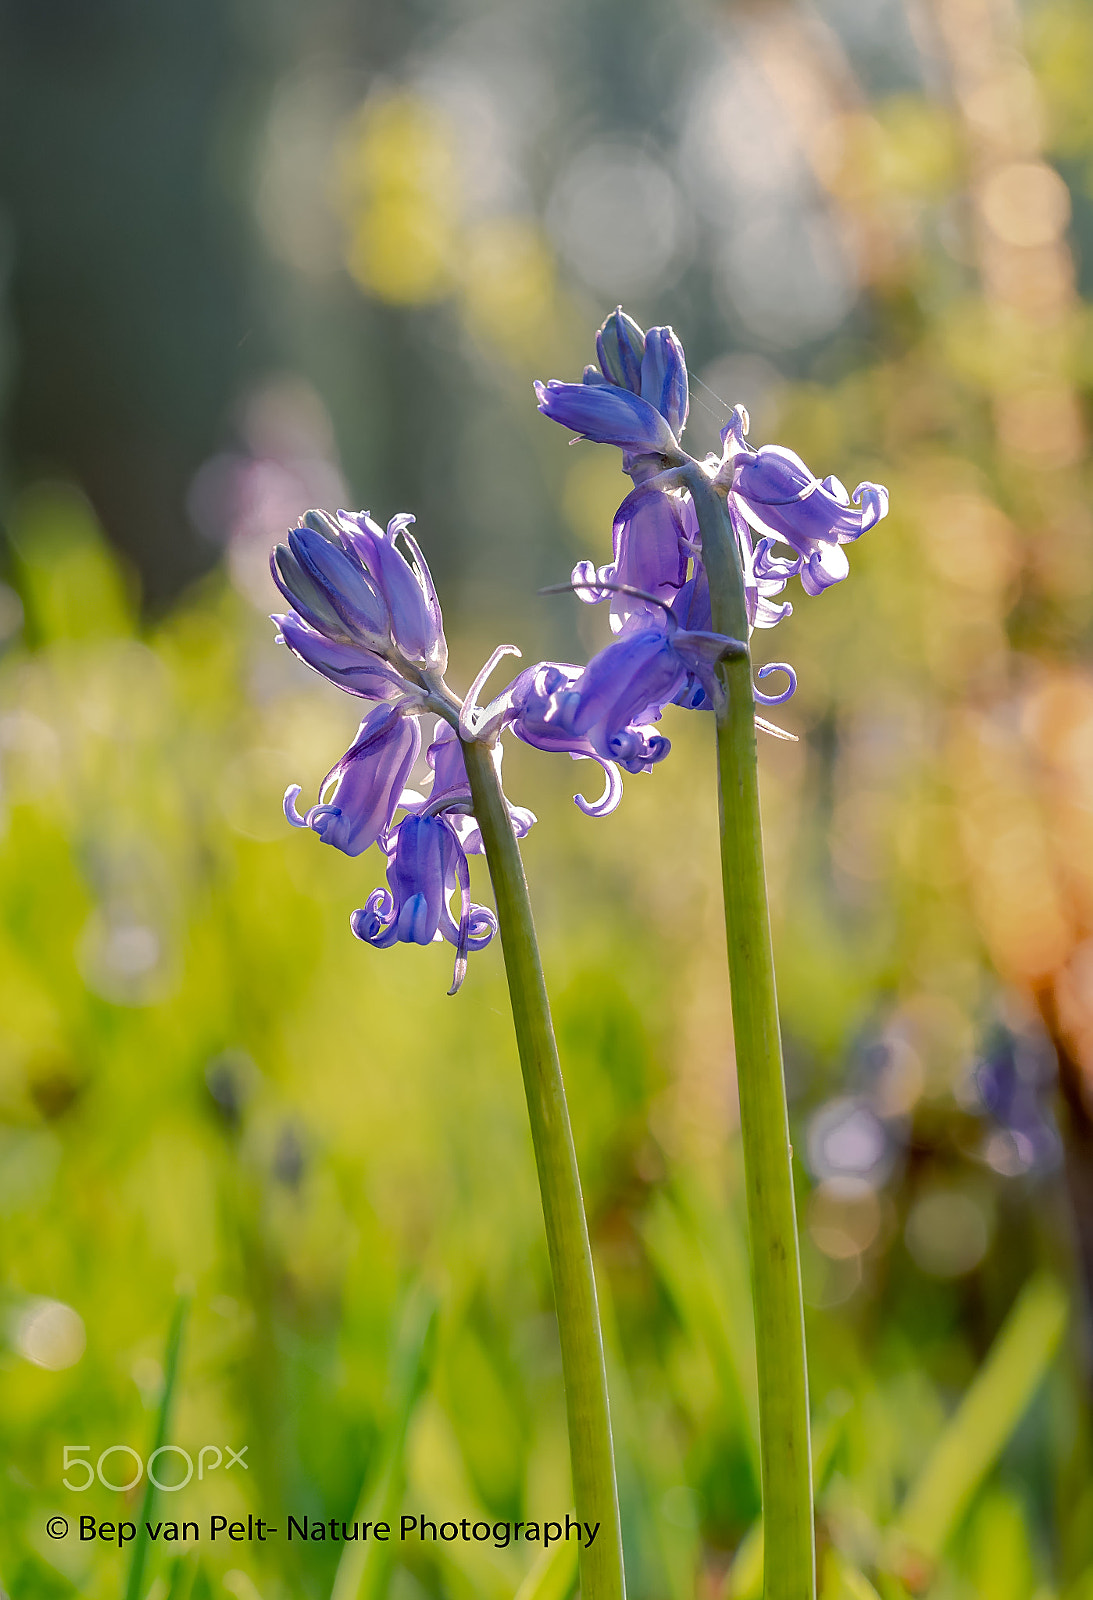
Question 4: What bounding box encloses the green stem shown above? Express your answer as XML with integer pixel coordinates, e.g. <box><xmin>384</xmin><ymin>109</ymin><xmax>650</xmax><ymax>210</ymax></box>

<box><xmin>462</xmin><ymin>737</ymin><xmax>626</xmax><ymax>1600</ymax></box>
<box><xmin>684</xmin><ymin>465</ymin><xmax>815</xmax><ymax>1600</ymax></box>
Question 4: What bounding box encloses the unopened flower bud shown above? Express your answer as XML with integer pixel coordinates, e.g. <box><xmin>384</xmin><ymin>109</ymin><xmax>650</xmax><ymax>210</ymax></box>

<box><xmin>595</xmin><ymin>307</ymin><xmax>646</xmax><ymax>392</ymax></box>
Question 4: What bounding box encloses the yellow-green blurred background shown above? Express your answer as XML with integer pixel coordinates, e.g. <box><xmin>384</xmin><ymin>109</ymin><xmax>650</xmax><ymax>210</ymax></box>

<box><xmin>2</xmin><ymin>1</ymin><xmax>1093</xmax><ymax>1597</ymax></box>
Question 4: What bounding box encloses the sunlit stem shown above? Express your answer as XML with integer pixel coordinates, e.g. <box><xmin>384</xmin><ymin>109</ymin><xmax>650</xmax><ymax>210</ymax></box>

<box><xmin>462</xmin><ymin>737</ymin><xmax>626</xmax><ymax>1600</ymax></box>
<box><xmin>683</xmin><ymin>463</ymin><xmax>815</xmax><ymax>1600</ymax></box>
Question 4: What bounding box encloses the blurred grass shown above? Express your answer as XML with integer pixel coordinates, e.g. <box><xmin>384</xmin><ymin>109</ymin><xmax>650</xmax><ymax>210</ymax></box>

<box><xmin>0</xmin><ymin>477</ymin><xmax>1086</xmax><ymax>1600</ymax></box>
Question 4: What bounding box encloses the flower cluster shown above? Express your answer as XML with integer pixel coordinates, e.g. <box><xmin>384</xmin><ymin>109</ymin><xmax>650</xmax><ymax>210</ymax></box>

<box><xmin>534</xmin><ymin>306</ymin><xmax>889</xmax><ymax>728</ymax></box>
<box><xmin>272</xmin><ymin>509</ymin><xmax>531</xmax><ymax>991</ymax></box>
<box><xmin>270</xmin><ymin>311</ymin><xmax>889</xmax><ymax>987</ymax></box>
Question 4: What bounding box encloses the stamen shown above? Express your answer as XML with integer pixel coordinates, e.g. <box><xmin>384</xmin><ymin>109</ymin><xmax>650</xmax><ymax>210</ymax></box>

<box><xmin>756</xmin><ymin>715</ymin><xmax>798</xmax><ymax>742</ymax></box>
<box><xmin>446</xmin><ymin>819</ymin><xmax>472</xmax><ymax>995</ymax></box>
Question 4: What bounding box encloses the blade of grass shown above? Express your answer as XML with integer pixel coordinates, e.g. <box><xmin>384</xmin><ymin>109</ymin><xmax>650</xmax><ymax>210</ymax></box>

<box><xmin>722</xmin><ymin>1518</ymin><xmax>763</xmax><ymax>1600</ymax></box>
<box><xmin>642</xmin><ymin>1187</ymin><xmax>760</xmax><ymax>1494</ymax></box>
<box><xmin>513</xmin><ymin>1539</ymin><xmax>579</xmax><ymax>1600</ymax></box>
<box><xmin>890</xmin><ymin>1272</ymin><xmax>1067</xmax><ymax>1563</ymax></box>
<box><xmin>124</xmin><ymin>1295</ymin><xmax>189</xmax><ymax>1600</ymax></box>
<box><xmin>330</xmin><ymin>1285</ymin><xmax>438</xmax><ymax>1600</ymax></box>
<box><xmin>820</xmin><ymin>1550</ymin><xmax>883</xmax><ymax>1600</ymax></box>
<box><xmin>163</xmin><ymin>1553</ymin><xmax>199</xmax><ymax>1600</ymax></box>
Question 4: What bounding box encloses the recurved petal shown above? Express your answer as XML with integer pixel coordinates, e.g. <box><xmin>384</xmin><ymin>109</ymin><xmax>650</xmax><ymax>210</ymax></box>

<box><xmin>350</xmin><ymin>888</ymin><xmax>401</xmax><ymax>949</ymax></box>
<box><xmin>799</xmin><ymin>544</ymin><xmax>851</xmax><ymax>595</ymax></box>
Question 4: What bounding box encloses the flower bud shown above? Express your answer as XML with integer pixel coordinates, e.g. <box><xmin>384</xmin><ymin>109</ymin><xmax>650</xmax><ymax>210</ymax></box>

<box><xmin>288</xmin><ymin>524</ymin><xmax>390</xmax><ymax>648</ymax></box>
<box><xmin>595</xmin><ymin>307</ymin><xmax>646</xmax><ymax>392</ymax></box>
<box><xmin>640</xmin><ymin>327</ymin><xmax>689</xmax><ymax>439</ymax></box>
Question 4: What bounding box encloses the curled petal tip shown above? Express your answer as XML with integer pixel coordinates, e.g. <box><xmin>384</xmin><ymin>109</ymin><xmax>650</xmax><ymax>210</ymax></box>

<box><xmin>571</xmin><ymin>755</ymin><xmax>623</xmax><ymax>818</ymax></box>
<box><xmin>283</xmin><ymin>785</ymin><xmax>308</xmax><ymax>828</ymax></box>
<box><xmin>571</xmin><ymin>559</ymin><xmax>610</xmax><ymax>605</ymax></box>
<box><xmin>853</xmin><ymin>481</ymin><xmax>890</xmax><ymax>531</ymax></box>
<box><xmin>754</xmin><ymin>662</ymin><xmax>797</xmax><ymax>706</ymax></box>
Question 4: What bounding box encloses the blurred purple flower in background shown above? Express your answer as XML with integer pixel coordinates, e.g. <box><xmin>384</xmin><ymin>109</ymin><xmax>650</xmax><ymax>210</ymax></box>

<box><xmin>973</xmin><ymin>1029</ymin><xmax>1062</xmax><ymax>1177</ymax></box>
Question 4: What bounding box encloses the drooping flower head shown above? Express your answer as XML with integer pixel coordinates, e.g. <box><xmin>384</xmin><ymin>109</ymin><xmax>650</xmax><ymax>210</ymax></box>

<box><xmin>534</xmin><ymin>309</ymin><xmax>890</xmax><ymax>725</ymax></box>
<box><xmin>715</xmin><ymin>405</ymin><xmax>889</xmax><ymax>596</ymax></box>
<box><xmin>271</xmin><ymin>508</ymin><xmax>511</xmax><ymax>991</ymax></box>
<box><xmin>271</xmin><ymin>493</ymin><xmax>744</xmax><ymax>985</ymax></box>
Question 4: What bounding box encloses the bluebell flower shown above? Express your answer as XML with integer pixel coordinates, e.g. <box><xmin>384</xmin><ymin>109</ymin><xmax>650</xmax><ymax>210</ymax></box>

<box><xmin>536</xmin><ymin>310</ymin><xmax>691</xmax><ymax>482</ymax></box>
<box><xmin>570</xmin><ymin>484</ymin><xmax>794</xmax><ymax>640</ymax></box>
<box><xmin>350</xmin><ymin>813</ymin><xmax>498</xmax><ymax>995</ymax></box>
<box><xmin>284</xmin><ymin>701</ymin><xmax>421</xmax><ymax>857</ymax></box>
<box><xmin>539</xmin><ymin>315</ymin><xmax>888</xmax><ymax>631</ymax></box>
<box><xmin>510</xmin><ymin>609</ymin><xmax>745</xmax><ymax>796</ymax></box>
<box><xmin>506</xmin><ymin>663</ymin><xmax>626</xmax><ymax>815</ymax></box>
<box><xmin>335</xmin><ymin>511</ymin><xmax>447</xmax><ymax>669</ymax></box>
<box><xmin>570</xmin><ymin>483</ymin><xmax>689</xmax><ymax>631</ymax></box>
<box><xmin>589</xmin><ymin>308</ymin><xmax>690</xmax><ymax>439</ymax></box>
<box><xmin>273</xmin><ymin>506</ymin><xmax>531</xmax><ymax>990</ymax></box>
<box><xmin>716</xmin><ymin>406</ymin><xmax>889</xmax><ymax>596</ymax></box>
<box><xmin>271</xmin><ymin>507</ymin><xmax>446</xmax><ymax>684</ymax></box>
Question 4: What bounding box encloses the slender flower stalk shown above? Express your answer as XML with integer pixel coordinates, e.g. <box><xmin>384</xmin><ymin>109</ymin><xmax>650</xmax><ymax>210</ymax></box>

<box><xmin>462</xmin><ymin>738</ymin><xmax>625</xmax><ymax>1600</ymax></box>
<box><xmin>684</xmin><ymin>465</ymin><xmax>815</xmax><ymax>1600</ymax></box>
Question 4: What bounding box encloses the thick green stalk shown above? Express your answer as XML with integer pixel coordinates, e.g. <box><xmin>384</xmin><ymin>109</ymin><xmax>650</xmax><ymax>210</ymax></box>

<box><xmin>462</xmin><ymin>737</ymin><xmax>625</xmax><ymax>1600</ymax></box>
<box><xmin>684</xmin><ymin>465</ymin><xmax>815</xmax><ymax>1600</ymax></box>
